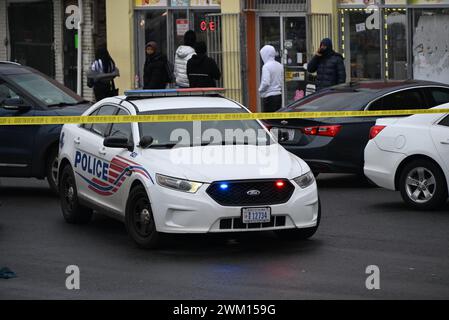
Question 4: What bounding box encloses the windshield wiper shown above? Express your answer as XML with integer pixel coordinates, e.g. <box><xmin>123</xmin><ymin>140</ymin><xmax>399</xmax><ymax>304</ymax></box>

<box><xmin>47</xmin><ymin>100</ymin><xmax>88</xmax><ymax>108</ymax></box>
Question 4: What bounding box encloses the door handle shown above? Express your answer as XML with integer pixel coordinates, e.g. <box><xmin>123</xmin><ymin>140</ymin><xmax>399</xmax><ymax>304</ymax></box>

<box><xmin>74</xmin><ymin>137</ymin><xmax>81</xmax><ymax>145</ymax></box>
<box><xmin>441</xmin><ymin>141</ymin><xmax>449</xmax><ymax>145</ymax></box>
<box><xmin>98</xmin><ymin>148</ymin><xmax>107</xmax><ymax>156</ymax></box>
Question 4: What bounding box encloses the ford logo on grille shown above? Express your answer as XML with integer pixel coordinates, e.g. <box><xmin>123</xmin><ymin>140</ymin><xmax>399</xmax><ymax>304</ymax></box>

<box><xmin>247</xmin><ymin>190</ymin><xmax>261</xmax><ymax>196</ymax></box>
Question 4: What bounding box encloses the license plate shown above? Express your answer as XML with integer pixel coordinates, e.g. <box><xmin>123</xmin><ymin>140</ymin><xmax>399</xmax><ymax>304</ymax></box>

<box><xmin>242</xmin><ymin>207</ymin><xmax>271</xmax><ymax>224</ymax></box>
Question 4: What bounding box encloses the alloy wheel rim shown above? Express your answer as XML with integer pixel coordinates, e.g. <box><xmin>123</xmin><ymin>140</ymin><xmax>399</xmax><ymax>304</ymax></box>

<box><xmin>133</xmin><ymin>198</ymin><xmax>153</xmax><ymax>237</ymax></box>
<box><xmin>405</xmin><ymin>167</ymin><xmax>436</xmax><ymax>204</ymax></box>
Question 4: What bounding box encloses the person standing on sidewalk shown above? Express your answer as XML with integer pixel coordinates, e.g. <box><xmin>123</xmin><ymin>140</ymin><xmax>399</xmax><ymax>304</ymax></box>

<box><xmin>174</xmin><ymin>30</ymin><xmax>196</xmax><ymax>88</ymax></box>
<box><xmin>307</xmin><ymin>38</ymin><xmax>346</xmax><ymax>92</ymax></box>
<box><xmin>259</xmin><ymin>45</ymin><xmax>284</xmax><ymax>113</ymax></box>
<box><xmin>187</xmin><ymin>41</ymin><xmax>221</xmax><ymax>88</ymax></box>
<box><xmin>143</xmin><ymin>41</ymin><xmax>170</xmax><ymax>89</ymax></box>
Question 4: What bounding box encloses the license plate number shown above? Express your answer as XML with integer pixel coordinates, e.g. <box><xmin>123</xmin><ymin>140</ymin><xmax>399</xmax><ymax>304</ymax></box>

<box><xmin>242</xmin><ymin>207</ymin><xmax>271</xmax><ymax>224</ymax></box>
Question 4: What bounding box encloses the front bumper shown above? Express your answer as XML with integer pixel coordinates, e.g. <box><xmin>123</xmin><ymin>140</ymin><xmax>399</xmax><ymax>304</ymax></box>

<box><xmin>147</xmin><ymin>181</ymin><xmax>320</xmax><ymax>234</ymax></box>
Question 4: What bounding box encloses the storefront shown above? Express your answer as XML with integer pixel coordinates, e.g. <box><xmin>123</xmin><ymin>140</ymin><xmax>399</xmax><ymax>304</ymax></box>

<box><xmin>339</xmin><ymin>0</ymin><xmax>449</xmax><ymax>84</ymax></box>
<box><xmin>134</xmin><ymin>0</ymin><xmax>221</xmax><ymax>88</ymax></box>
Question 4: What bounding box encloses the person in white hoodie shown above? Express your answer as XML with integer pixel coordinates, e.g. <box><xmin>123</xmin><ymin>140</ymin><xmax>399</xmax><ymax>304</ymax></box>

<box><xmin>259</xmin><ymin>45</ymin><xmax>284</xmax><ymax>112</ymax></box>
<box><xmin>174</xmin><ymin>30</ymin><xmax>196</xmax><ymax>88</ymax></box>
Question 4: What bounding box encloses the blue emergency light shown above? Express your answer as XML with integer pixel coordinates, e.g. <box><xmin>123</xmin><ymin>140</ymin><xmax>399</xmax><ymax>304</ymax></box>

<box><xmin>124</xmin><ymin>88</ymin><xmax>226</xmax><ymax>99</ymax></box>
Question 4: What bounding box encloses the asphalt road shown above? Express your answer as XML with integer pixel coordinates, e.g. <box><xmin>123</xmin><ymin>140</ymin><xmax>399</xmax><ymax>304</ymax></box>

<box><xmin>1</xmin><ymin>175</ymin><xmax>449</xmax><ymax>300</ymax></box>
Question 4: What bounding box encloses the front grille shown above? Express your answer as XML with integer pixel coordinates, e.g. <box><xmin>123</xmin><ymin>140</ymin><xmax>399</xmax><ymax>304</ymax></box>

<box><xmin>219</xmin><ymin>215</ymin><xmax>287</xmax><ymax>230</ymax></box>
<box><xmin>206</xmin><ymin>179</ymin><xmax>295</xmax><ymax>206</ymax></box>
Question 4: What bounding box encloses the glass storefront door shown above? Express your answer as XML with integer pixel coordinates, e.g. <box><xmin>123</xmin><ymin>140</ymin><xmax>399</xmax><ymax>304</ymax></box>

<box><xmin>258</xmin><ymin>15</ymin><xmax>308</xmax><ymax>109</ymax></box>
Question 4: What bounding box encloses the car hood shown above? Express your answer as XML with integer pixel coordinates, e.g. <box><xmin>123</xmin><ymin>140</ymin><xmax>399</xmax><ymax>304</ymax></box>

<box><xmin>140</xmin><ymin>144</ymin><xmax>308</xmax><ymax>183</ymax></box>
<box><xmin>53</xmin><ymin>103</ymin><xmax>92</xmax><ymax>116</ymax></box>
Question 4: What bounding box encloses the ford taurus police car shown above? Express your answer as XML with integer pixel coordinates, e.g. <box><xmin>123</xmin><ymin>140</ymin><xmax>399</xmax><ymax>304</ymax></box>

<box><xmin>58</xmin><ymin>89</ymin><xmax>320</xmax><ymax>248</ymax></box>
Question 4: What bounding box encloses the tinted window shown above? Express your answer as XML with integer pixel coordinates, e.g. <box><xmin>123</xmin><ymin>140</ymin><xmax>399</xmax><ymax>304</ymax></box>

<box><xmin>109</xmin><ymin>109</ymin><xmax>133</xmax><ymax>140</ymax></box>
<box><xmin>286</xmin><ymin>90</ymin><xmax>372</xmax><ymax>112</ymax></box>
<box><xmin>369</xmin><ymin>89</ymin><xmax>427</xmax><ymax>111</ymax></box>
<box><xmin>440</xmin><ymin>115</ymin><xmax>449</xmax><ymax>127</ymax></box>
<box><xmin>430</xmin><ymin>88</ymin><xmax>449</xmax><ymax>106</ymax></box>
<box><xmin>81</xmin><ymin>108</ymin><xmax>99</xmax><ymax>131</ymax></box>
<box><xmin>0</xmin><ymin>83</ymin><xmax>21</xmax><ymax>104</ymax></box>
<box><xmin>5</xmin><ymin>73</ymin><xmax>79</xmax><ymax>106</ymax></box>
<box><xmin>91</xmin><ymin>105</ymin><xmax>117</xmax><ymax>137</ymax></box>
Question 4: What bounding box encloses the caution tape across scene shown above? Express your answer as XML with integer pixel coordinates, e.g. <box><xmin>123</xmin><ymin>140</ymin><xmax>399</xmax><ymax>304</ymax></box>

<box><xmin>1</xmin><ymin>109</ymin><xmax>449</xmax><ymax>126</ymax></box>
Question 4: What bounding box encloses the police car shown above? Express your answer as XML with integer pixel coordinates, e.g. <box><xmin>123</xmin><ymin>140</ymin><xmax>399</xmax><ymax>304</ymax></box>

<box><xmin>58</xmin><ymin>89</ymin><xmax>320</xmax><ymax>248</ymax></box>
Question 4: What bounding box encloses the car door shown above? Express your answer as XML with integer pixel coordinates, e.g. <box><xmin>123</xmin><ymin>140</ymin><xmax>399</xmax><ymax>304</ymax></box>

<box><xmin>73</xmin><ymin>104</ymin><xmax>117</xmax><ymax>209</ymax></box>
<box><xmin>99</xmin><ymin>107</ymin><xmax>136</xmax><ymax>214</ymax></box>
<box><xmin>430</xmin><ymin>115</ymin><xmax>449</xmax><ymax>174</ymax></box>
<box><xmin>0</xmin><ymin>81</ymin><xmax>38</xmax><ymax>176</ymax></box>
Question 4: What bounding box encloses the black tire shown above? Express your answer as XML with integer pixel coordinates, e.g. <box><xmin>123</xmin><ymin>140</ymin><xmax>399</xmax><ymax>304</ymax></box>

<box><xmin>275</xmin><ymin>199</ymin><xmax>321</xmax><ymax>241</ymax></box>
<box><xmin>46</xmin><ymin>148</ymin><xmax>59</xmax><ymax>194</ymax></box>
<box><xmin>125</xmin><ymin>185</ymin><xmax>162</xmax><ymax>249</ymax></box>
<box><xmin>399</xmin><ymin>159</ymin><xmax>448</xmax><ymax>211</ymax></box>
<box><xmin>59</xmin><ymin>165</ymin><xmax>93</xmax><ymax>224</ymax></box>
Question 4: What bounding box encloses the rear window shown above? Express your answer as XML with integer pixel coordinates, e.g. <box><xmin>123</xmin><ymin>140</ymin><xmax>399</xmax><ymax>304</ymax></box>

<box><xmin>285</xmin><ymin>90</ymin><xmax>371</xmax><ymax>112</ymax></box>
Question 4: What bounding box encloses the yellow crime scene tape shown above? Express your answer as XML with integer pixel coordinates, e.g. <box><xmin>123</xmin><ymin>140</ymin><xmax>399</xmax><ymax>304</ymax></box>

<box><xmin>0</xmin><ymin>108</ymin><xmax>449</xmax><ymax>126</ymax></box>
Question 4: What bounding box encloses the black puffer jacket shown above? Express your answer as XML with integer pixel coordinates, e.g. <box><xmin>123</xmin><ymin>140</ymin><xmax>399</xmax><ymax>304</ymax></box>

<box><xmin>143</xmin><ymin>52</ymin><xmax>169</xmax><ymax>89</ymax></box>
<box><xmin>308</xmin><ymin>49</ymin><xmax>346</xmax><ymax>91</ymax></box>
<box><xmin>187</xmin><ymin>53</ymin><xmax>221</xmax><ymax>88</ymax></box>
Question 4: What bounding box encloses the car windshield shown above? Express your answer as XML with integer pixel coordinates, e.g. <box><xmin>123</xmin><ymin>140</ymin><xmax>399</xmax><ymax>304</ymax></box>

<box><xmin>284</xmin><ymin>89</ymin><xmax>373</xmax><ymax>112</ymax></box>
<box><xmin>6</xmin><ymin>73</ymin><xmax>81</xmax><ymax>107</ymax></box>
<box><xmin>139</xmin><ymin>108</ymin><xmax>273</xmax><ymax>149</ymax></box>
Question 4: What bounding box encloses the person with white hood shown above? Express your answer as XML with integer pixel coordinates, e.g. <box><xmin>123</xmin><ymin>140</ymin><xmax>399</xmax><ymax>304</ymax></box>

<box><xmin>259</xmin><ymin>45</ymin><xmax>284</xmax><ymax>112</ymax></box>
<box><xmin>174</xmin><ymin>30</ymin><xmax>196</xmax><ymax>88</ymax></box>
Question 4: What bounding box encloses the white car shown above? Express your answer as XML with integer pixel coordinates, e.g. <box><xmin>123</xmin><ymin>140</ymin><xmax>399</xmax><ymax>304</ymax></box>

<box><xmin>58</xmin><ymin>89</ymin><xmax>320</xmax><ymax>248</ymax></box>
<box><xmin>364</xmin><ymin>105</ymin><xmax>449</xmax><ymax>210</ymax></box>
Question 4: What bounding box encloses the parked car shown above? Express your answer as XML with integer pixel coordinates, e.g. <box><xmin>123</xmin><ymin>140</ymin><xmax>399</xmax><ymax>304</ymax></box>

<box><xmin>265</xmin><ymin>80</ymin><xmax>449</xmax><ymax>176</ymax></box>
<box><xmin>58</xmin><ymin>89</ymin><xmax>320</xmax><ymax>249</ymax></box>
<box><xmin>0</xmin><ymin>61</ymin><xmax>91</xmax><ymax>192</ymax></box>
<box><xmin>364</xmin><ymin>104</ymin><xmax>449</xmax><ymax>210</ymax></box>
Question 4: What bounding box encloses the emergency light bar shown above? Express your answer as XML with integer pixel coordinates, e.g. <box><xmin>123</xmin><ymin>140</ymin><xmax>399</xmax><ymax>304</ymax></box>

<box><xmin>124</xmin><ymin>88</ymin><xmax>226</xmax><ymax>99</ymax></box>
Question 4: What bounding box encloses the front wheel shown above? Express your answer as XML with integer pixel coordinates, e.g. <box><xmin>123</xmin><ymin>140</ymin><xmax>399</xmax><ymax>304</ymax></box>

<box><xmin>125</xmin><ymin>185</ymin><xmax>162</xmax><ymax>249</ymax></box>
<box><xmin>275</xmin><ymin>200</ymin><xmax>321</xmax><ymax>241</ymax></box>
<box><xmin>399</xmin><ymin>159</ymin><xmax>448</xmax><ymax>210</ymax></box>
<box><xmin>59</xmin><ymin>165</ymin><xmax>93</xmax><ymax>224</ymax></box>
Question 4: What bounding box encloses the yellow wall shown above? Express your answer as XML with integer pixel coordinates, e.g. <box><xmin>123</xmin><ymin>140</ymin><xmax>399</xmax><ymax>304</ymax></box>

<box><xmin>106</xmin><ymin>0</ymin><xmax>134</xmax><ymax>94</ymax></box>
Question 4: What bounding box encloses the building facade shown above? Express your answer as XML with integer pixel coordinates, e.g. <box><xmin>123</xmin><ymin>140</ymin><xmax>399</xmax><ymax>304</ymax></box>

<box><xmin>0</xmin><ymin>0</ymin><xmax>107</xmax><ymax>101</ymax></box>
<box><xmin>338</xmin><ymin>0</ymin><xmax>449</xmax><ymax>85</ymax></box>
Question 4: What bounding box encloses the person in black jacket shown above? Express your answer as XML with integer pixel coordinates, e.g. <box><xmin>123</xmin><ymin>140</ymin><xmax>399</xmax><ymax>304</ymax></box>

<box><xmin>143</xmin><ymin>41</ymin><xmax>170</xmax><ymax>89</ymax></box>
<box><xmin>307</xmin><ymin>38</ymin><xmax>346</xmax><ymax>91</ymax></box>
<box><xmin>187</xmin><ymin>42</ymin><xmax>221</xmax><ymax>88</ymax></box>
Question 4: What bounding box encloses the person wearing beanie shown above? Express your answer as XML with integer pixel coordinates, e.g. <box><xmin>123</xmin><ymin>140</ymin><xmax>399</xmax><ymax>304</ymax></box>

<box><xmin>307</xmin><ymin>38</ymin><xmax>346</xmax><ymax>91</ymax></box>
<box><xmin>174</xmin><ymin>30</ymin><xmax>197</xmax><ymax>88</ymax></box>
<box><xmin>143</xmin><ymin>41</ymin><xmax>170</xmax><ymax>89</ymax></box>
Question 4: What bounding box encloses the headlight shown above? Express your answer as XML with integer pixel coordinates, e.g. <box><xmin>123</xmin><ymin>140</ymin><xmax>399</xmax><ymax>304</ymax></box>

<box><xmin>156</xmin><ymin>174</ymin><xmax>203</xmax><ymax>193</ymax></box>
<box><xmin>293</xmin><ymin>171</ymin><xmax>315</xmax><ymax>189</ymax></box>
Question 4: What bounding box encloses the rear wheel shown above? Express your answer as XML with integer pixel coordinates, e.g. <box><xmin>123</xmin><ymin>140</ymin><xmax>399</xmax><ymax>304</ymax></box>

<box><xmin>275</xmin><ymin>200</ymin><xmax>321</xmax><ymax>241</ymax></box>
<box><xmin>125</xmin><ymin>185</ymin><xmax>162</xmax><ymax>249</ymax></box>
<box><xmin>46</xmin><ymin>148</ymin><xmax>59</xmax><ymax>194</ymax></box>
<box><xmin>399</xmin><ymin>159</ymin><xmax>448</xmax><ymax>210</ymax></box>
<box><xmin>59</xmin><ymin>165</ymin><xmax>93</xmax><ymax>224</ymax></box>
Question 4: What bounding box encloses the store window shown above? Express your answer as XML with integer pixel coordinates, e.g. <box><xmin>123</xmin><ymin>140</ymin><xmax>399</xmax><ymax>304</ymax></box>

<box><xmin>412</xmin><ymin>8</ymin><xmax>449</xmax><ymax>85</ymax></box>
<box><xmin>344</xmin><ymin>10</ymin><xmax>381</xmax><ymax>80</ymax></box>
<box><xmin>385</xmin><ymin>9</ymin><xmax>407</xmax><ymax>80</ymax></box>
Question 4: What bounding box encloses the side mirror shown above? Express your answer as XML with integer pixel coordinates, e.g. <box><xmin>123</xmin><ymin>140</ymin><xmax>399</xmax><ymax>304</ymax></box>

<box><xmin>138</xmin><ymin>136</ymin><xmax>154</xmax><ymax>149</ymax></box>
<box><xmin>2</xmin><ymin>97</ymin><xmax>31</xmax><ymax>112</ymax></box>
<box><xmin>104</xmin><ymin>136</ymin><xmax>134</xmax><ymax>152</ymax></box>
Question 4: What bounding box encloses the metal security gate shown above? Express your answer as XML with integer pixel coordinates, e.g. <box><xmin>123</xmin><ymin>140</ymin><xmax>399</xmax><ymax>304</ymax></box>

<box><xmin>307</xmin><ymin>14</ymin><xmax>332</xmax><ymax>60</ymax></box>
<box><xmin>205</xmin><ymin>13</ymin><xmax>243</xmax><ymax>103</ymax></box>
<box><xmin>245</xmin><ymin>0</ymin><xmax>307</xmax><ymax>12</ymax></box>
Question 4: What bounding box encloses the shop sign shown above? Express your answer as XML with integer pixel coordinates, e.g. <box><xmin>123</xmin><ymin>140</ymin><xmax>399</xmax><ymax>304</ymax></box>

<box><xmin>176</xmin><ymin>19</ymin><xmax>189</xmax><ymax>36</ymax></box>
<box><xmin>286</xmin><ymin>71</ymin><xmax>305</xmax><ymax>82</ymax></box>
<box><xmin>135</xmin><ymin>0</ymin><xmax>168</xmax><ymax>6</ymax></box>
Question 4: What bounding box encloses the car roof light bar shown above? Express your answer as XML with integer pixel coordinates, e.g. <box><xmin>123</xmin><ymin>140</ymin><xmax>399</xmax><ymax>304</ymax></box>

<box><xmin>124</xmin><ymin>88</ymin><xmax>226</xmax><ymax>99</ymax></box>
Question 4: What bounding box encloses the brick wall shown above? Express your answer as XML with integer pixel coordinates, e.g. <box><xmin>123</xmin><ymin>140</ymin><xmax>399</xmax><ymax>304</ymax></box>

<box><xmin>0</xmin><ymin>0</ymin><xmax>8</xmax><ymax>61</ymax></box>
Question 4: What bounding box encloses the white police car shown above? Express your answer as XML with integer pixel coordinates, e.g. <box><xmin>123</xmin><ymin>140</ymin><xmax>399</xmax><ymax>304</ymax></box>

<box><xmin>58</xmin><ymin>89</ymin><xmax>320</xmax><ymax>248</ymax></box>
